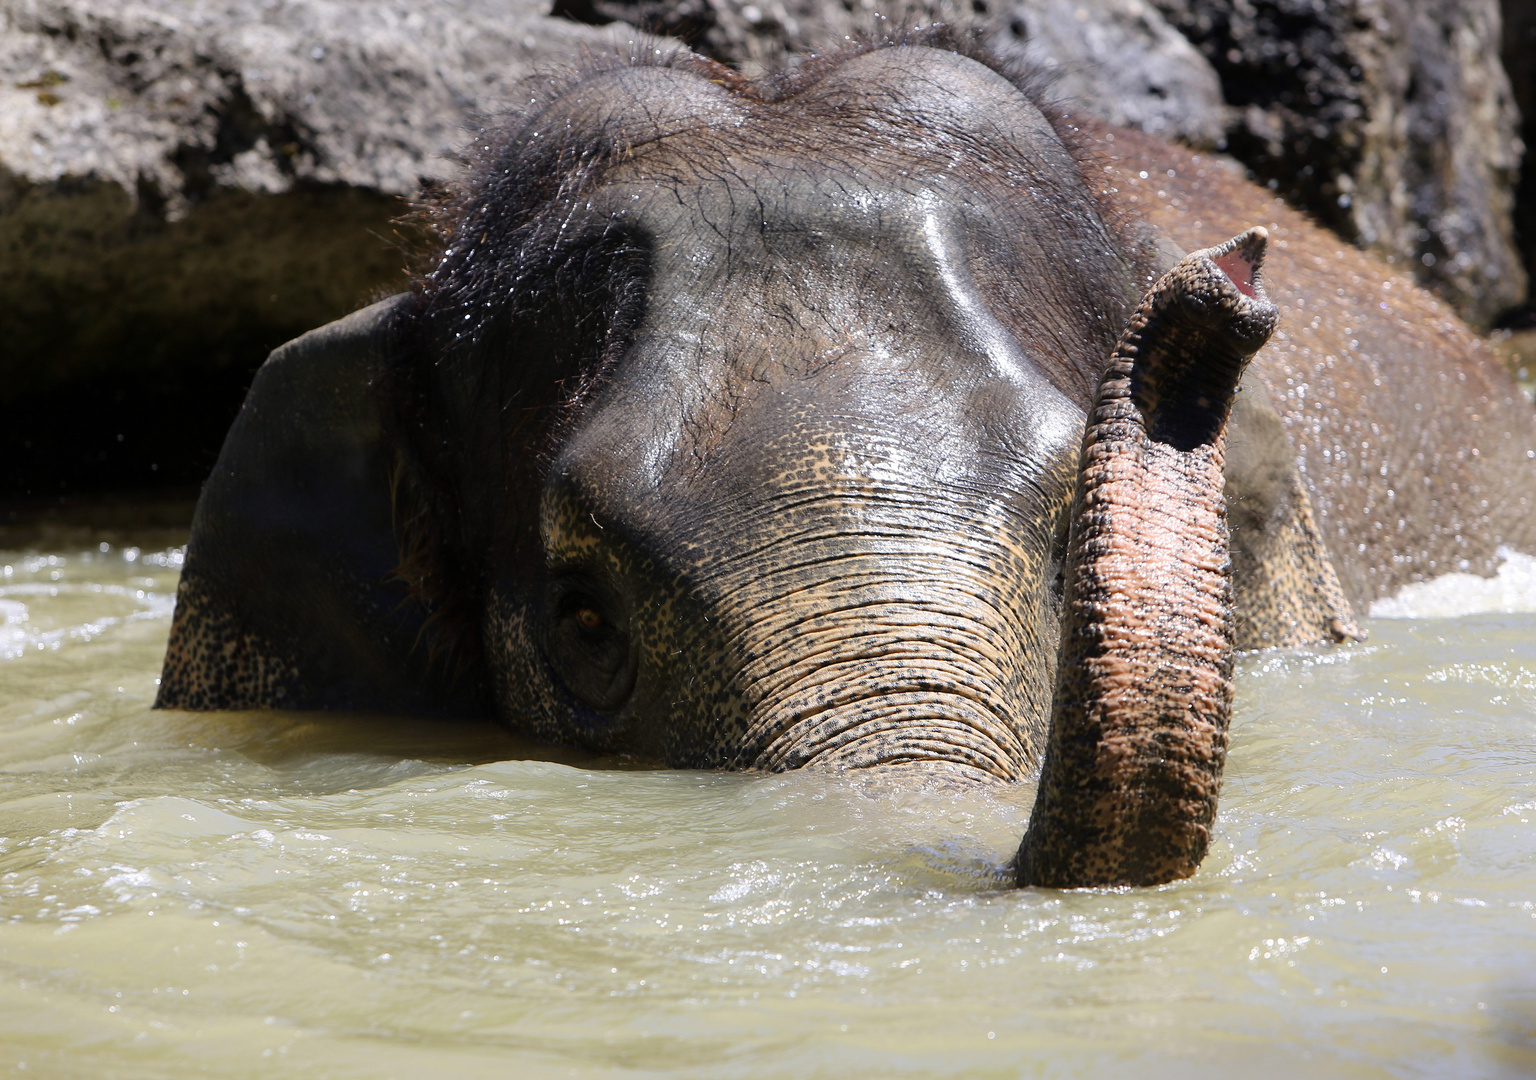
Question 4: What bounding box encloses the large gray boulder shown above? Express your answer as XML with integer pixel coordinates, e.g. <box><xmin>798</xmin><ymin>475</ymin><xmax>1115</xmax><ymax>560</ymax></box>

<box><xmin>981</xmin><ymin>0</ymin><xmax>1225</xmax><ymax>145</ymax></box>
<box><xmin>1</xmin><ymin>0</ymin><xmax>629</xmax><ymax>212</ymax></box>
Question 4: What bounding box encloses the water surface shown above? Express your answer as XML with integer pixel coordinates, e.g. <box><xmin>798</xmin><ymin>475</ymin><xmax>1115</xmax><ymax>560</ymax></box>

<box><xmin>2</xmin><ymin>539</ymin><xmax>1534</xmax><ymax>1078</ymax></box>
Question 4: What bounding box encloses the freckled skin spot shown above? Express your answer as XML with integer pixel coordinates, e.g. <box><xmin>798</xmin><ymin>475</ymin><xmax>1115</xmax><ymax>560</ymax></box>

<box><xmin>158</xmin><ymin>574</ymin><xmax>303</xmax><ymax>709</ymax></box>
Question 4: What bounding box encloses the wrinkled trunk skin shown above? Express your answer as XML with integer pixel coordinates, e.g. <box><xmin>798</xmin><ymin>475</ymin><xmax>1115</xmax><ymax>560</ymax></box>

<box><xmin>1016</xmin><ymin>229</ymin><xmax>1279</xmax><ymax>889</ymax></box>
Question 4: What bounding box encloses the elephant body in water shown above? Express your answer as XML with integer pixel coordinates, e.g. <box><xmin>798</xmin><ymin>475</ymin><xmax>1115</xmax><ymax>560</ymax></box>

<box><xmin>156</xmin><ymin>42</ymin><xmax>1536</xmax><ymax>887</ymax></box>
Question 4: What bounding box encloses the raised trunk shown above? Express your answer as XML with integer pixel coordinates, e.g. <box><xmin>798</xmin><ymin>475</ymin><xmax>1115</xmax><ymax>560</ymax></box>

<box><xmin>1016</xmin><ymin>229</ymin><xmax>1279</xmax><ymax>888</ymax></box>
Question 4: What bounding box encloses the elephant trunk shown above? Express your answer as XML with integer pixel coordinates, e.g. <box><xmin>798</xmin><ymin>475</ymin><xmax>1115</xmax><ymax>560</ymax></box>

<box><xmin>1016</xmin><ymin>229</ymin><xmax>1279</xmax><ymax>888</ymax></box>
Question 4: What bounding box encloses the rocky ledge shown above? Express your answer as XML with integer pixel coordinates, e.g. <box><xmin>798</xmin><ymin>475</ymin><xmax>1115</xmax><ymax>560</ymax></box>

<box><xmin>0</xmin><ymin>0</ymin><xmax>1529</xmax><ymax>499</ymax></box>
<box><xmin>0</xmin><ymin>0</ymin><xmax>642</xmax><ymax>495</ymax></box>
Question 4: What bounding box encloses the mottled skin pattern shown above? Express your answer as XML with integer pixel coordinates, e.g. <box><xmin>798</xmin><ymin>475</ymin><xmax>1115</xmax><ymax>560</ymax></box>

<box><xmin>1017</xmin><ymin>230</ymin><xmax>1277</xmax><ymax>887</ymax></box>
<box><xmin>155</xmin><ymin>42</ymin><xmax>1536</xmax><ymax>887</ymax></box>
<box><xmin>1224</xmin><ymin>394</ymin><xmax>1361</xmax><ymax>649</ymax></box>
<box><xmin>159</xmin><ymin>583</ymin><xmax>304</xmax><ymax>709</ymax></box>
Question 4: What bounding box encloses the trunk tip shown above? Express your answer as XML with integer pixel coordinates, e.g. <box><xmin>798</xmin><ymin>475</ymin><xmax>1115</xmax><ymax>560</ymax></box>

<box><xmin>1209</xmin><ymin>227</ymin><xmax>1269</xmax><ymax>301</ymax></box>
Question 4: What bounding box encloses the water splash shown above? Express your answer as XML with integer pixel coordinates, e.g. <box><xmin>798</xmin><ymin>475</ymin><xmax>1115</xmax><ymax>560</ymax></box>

<box><xmin>1369</xmin><ymin>547</ymin><xmax>1536</xmax><ymax>619</ymax></box>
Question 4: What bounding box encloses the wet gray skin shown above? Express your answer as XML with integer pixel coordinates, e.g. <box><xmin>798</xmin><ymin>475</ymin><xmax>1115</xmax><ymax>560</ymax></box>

<box><xmin>154</xmin><ymin>43</ymin><xmax>1536</xmax><ymax>888</ymax></box>
<box><xmin>484</xmin><ymin>53</ymin><xmax>1110</xmax><ymax>779</ymax></box>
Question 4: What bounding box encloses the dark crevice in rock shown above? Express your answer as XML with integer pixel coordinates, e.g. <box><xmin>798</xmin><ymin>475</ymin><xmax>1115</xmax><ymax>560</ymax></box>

<box><xmin>551</xmin><ymin>0</ymin><xmax>718</xmax><ymax>52</ymax></box>
<box><xmin>0</xmin><ymin>174</ymin><xmax>408</xmax><ymax>499</ymax></box>
<box><xmin>1502</xmin><ymin>0</ymin><xmax>1536</xmax><ymax>326</ymax></box>
<box><xmin>171</xmin><ymin>76</ymin><xmax>315</xmax><ymax>205</ymax></box>
<box><xmin>1156</xmin><ymin>2</ymin><xmax>1363</xmax><ymax>239</ymax></box>
<box><xmin>0</xmin><ymin>365</ymin><xmax>256</xmax><ymax>497</ymax></box>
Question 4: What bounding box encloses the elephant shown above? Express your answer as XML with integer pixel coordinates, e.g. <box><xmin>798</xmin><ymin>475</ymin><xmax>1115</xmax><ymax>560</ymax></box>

<box><xmin>154</xmin><ymin>39</ymin><xmax>1536</xmax><ymax>888</ymax></box>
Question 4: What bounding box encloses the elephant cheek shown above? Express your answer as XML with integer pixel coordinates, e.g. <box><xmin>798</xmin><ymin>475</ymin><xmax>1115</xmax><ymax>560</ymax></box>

<box><xmin>481</xmin><ymin>590</ymin><xmax>570</xmax><ymax>746</ymax></box>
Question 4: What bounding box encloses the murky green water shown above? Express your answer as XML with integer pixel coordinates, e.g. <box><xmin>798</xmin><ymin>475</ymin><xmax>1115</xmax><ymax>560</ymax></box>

<box><xmin>2</xmin><ymin>538</ymin><xmax>1534</xmax><ymax>1078</ymax></box>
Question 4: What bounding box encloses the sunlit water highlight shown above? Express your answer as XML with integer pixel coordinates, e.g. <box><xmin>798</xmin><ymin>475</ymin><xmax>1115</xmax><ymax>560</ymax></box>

<box><xmin>1</xmin><ymin>539</ymin><xmax>1533</xmax><ymax>1078</ymax></box>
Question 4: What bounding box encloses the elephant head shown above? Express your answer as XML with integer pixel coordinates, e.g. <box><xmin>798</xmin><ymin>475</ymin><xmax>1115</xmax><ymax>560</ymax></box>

<box><xmin>157</xmin><ymin>43</ymin><xmax>1349</xmax><ymax>888</ymax></box>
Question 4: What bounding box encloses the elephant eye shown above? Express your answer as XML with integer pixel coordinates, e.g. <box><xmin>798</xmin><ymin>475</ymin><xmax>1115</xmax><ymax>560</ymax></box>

<box><xmin>545</xmin><ymin>585</ymin><xmax>635</xmax><ymax>713</ymax></box>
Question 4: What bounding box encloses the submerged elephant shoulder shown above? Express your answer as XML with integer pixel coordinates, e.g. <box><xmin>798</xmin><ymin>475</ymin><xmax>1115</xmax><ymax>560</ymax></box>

<box><xmin>1091</xmin><ymin>124</ymin><xmax>1536</xmax><ymax>602</ymax></box>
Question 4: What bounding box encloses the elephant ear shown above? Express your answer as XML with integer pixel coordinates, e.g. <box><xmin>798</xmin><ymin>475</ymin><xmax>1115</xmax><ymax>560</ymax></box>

<box><xmin>1225</xmin><ymin>376</ymin><xmax>1363</xmax><ymax>647</ymax></box>
<box><xmin>155</xmin><ymin>295</ymin><xmax>488</xmax><ymax>715</ymax></box>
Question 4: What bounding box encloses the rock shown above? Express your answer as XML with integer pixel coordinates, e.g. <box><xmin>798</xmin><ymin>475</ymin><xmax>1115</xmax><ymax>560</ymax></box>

<box><xmin>981</xmin><ymin>0</ymin><xmax>1226</xmax><ymax>145</ymax></box>
<box><xmin>1</xmin><ymin>0</ymin><xmax>631</xmax><ymax>213</ymax></box>
<box><xmin>1503</xmin><ymin>0</ymin><xmax>1536</xmax><ymax>309</ymax></box>
<box><xmin>0</xmin><ymin>0</ymin><xmax>650</xmax><ymax>496</ymax></box>
<box><xmin>554</xmin><ymin>0</ymin><xmax>1227</xmax><ymax>144</ymax></box>
<box><xmin>1150</xmin><ymin>0</ymin><xmax>1527</xmax><ymax>327</ymax></box>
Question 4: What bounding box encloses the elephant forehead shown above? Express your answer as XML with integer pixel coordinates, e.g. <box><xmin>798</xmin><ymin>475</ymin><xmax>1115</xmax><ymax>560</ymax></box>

<box><xmin>600</xmin><ymin>174</ymin><xmax>1025</xmax><ymax>378</ymax></box>
<box><xmin>523</xmin><ymin>48</ymin><xmax>1121</xmax><ymax>563</ymax></box>
<box><xmin>563</xmin><ymin>169</ymin><xmax>1086</xmax><ymax>508</ymax></box>
<box><xmin>544</xmin><ymin>46</ymin><xmax>1070</xmax><ymax>183</ymax></box>
<box><xmin>572</xmin><ymin>47</ymin><xmax>1104</xmax><ymax>259</ymax></box>
<box><xmin>591</xmin><ymin>64</ymin><xmax>1094</xmax><ymax>252</ymax></box>
<box><xmin>519</xmin><ymin>62</ymin><xmax>747</xmax><ymax>150</ymax></box>
<box><xmin>791</xmin><ymin>45</ymin><xmax>1073</xmax><ymax>171</ymax></box>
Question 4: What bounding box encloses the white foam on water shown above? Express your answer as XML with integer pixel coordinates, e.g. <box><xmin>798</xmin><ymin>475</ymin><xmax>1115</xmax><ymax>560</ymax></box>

<box><xmin>1369</xmin><ymin>546</ymin><xmax>1536</xmax><ymax>619</ymax></box>
<box><xmin>0</xmin><ymin>598</ymin><xmax>28</xmax><ymax>660</ymax></box>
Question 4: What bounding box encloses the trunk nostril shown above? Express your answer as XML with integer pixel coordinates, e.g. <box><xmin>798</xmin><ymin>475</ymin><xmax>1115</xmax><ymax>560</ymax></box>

<box><xmin>1213</xmin><ymin>225</ymin><xmax>1268</xmax><ymax>299</ymax></box>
